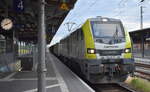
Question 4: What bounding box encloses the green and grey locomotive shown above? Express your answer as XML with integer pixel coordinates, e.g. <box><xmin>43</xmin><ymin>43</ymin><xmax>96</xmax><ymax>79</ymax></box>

<box><xmin>52</xmin><ymin>17</ymin><xmax>134</xmax><ymax>83</ymax></box>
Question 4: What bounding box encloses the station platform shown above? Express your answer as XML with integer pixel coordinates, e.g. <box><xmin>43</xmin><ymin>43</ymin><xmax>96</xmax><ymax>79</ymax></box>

<box><xmin>0</xmin><ymin>52</ymin><xmax>95</xmax><ymax>92</ymax></box>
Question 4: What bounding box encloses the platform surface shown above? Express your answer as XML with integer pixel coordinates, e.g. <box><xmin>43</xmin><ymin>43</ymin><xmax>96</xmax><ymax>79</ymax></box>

<box><xmin>0</xmin><ymin>52</ymin><xmax>94</xmax><ymax>92</ymax></box>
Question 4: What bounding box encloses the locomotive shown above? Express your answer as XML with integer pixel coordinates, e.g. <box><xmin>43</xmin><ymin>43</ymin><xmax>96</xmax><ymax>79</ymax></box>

<box><xmin>51</xmin><ymin>17</ymin><xmax>134</xmax><ymax>83</ymax></box>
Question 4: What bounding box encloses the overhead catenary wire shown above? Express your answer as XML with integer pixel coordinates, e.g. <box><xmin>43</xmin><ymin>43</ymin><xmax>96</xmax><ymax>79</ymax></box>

<box><xmin>63</xmin><ymin>0</ymin><xmax>99</xmax><ymax>32</ymax></box>
<box><xmin>66</xmin><ymin>0</ymin><xmax>129</xmax><ymax>32</ymax></box>
<box><xmin>118</xmin><ymin>0</ymin><xmax>128</xmax><ymax>7</ymax></box>
<box><xmin>66</xmin><ymin>0</ymin><xmax>98</xmax><ymax>23</ymax></box>
<box><xmin>113</xmin><ymin>0</ymin><xmax>129</xmax><ymax>17</ymax></box>
<box><xmin>52</xmin><ymin>1</ymin><xmax>99</xmax><ymax>43</ymax></box>
<box><xmin>51</xmin><ymin>0</ymin><xmax>150</xmax><ymax>46</ymax></box>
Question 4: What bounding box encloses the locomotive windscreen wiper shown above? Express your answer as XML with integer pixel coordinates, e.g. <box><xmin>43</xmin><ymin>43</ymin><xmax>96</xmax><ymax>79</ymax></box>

<box><xmin>113</xmin><ymin>26</ymin><xmax>118</xmax><ymax>39</ymax></box>
<box><xmin>109</xmin><ymin>26</ymin><xmax>119</xmax><ymax>44</ymax></box>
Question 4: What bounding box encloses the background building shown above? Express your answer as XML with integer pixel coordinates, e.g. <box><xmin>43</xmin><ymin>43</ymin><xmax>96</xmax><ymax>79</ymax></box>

<box><xmin>130</xmin><ymin>28</ymin><xmax>150</xmax><ymax>58</ymax></box>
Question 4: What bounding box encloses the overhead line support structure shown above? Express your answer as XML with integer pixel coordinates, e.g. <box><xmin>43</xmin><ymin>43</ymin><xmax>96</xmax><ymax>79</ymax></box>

<box><xmin>38</xmin><ymin>0</ymin><xmax>47</xmax><ymax>92</ymax></box>
<box><xmin>65</xmin><ymin>22</ymin><xmax>76</xmax><ymax>32</ymax></box>
<box><xmin>140</xmin><ymin>0</ymin><xmax>144</xmax><ymax>58</ymax></box>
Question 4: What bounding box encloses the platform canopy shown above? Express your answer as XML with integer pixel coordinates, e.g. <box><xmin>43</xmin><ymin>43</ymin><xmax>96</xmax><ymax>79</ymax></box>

<box><xmin>129</xmin><ymin>28</ymin><xmax>150</xmax><ymax>42</ymax></box>
<box><xmin>0</xmin><ymin>0</ymin><xmax>77</xmax><ymax>43</ymax></box>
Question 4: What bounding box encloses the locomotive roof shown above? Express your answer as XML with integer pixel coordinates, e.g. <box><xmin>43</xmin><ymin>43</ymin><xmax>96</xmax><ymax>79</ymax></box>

<box><xmin>89</xmin><ymin>17</ymin><xmax>121</xmax><ymax>22</ymax></box>
<box><xmin>58</xmin><ymin>17</ymin><xmax>122</xmax><ymax>45</ymax></box>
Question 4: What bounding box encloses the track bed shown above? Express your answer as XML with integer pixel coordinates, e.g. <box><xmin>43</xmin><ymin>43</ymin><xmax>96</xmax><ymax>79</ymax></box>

<box><xmin>92</xmin><ymin>83</ymin><xmax>136</xmax><ymax>92</ymax></box>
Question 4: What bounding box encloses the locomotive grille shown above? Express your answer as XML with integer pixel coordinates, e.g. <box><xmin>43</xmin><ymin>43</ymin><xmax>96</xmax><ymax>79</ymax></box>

<box><xmin>97</xmin><ymin>50</ymin><xmax>123</xmax><ymax>56</ymax></box>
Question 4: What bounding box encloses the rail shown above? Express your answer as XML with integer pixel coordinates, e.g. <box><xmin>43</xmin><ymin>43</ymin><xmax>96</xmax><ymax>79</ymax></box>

<box><xmin>92</xmin><ymin>83</ymin><xmax>136</xmax><ymax>92</ymax></box>
<box><xmin>135</xmin><ymin>62</ymin><xmax>150</xmax><ymax>80</ymax></box>
<box><xmin>135</xmin><ymin>62</ymin><xmax>150</xmax><ymax>68</ymax></box>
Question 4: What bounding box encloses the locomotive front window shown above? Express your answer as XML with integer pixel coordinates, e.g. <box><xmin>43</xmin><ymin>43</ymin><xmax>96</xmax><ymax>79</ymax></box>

<box><xmin>91</xmin><ymin>21</ymin><xmax>125</xmax><ymax>44</ymax></box>
<box><xmin>91</xmin><ymin>23</ymin><xmax>124</xmax><ymax>38</ymax></box>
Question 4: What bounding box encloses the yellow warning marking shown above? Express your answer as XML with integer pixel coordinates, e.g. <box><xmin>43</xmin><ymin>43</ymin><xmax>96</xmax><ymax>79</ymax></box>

<box><xmin>60</xmin><ymin>3</ymin><xmax>69</xmax><ymax>10</ymax></box>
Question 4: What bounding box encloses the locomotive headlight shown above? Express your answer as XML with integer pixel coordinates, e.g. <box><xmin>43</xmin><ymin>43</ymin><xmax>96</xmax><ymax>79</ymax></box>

<box><xmin>124</xmin><ymin>48</ymin><xmax>131</xmax><ymax>53</ymax></box>
<box><xmin>87</xmin><ymin>48</ymin><xmax>96</xmax><ymax>54</ymax></box>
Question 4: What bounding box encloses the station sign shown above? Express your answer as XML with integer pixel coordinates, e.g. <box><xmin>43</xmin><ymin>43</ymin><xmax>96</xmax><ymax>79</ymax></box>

<box><xmin>13</xmin><ymin>0</ymin><xmax>24</xmax><ymax>12</ymax></box>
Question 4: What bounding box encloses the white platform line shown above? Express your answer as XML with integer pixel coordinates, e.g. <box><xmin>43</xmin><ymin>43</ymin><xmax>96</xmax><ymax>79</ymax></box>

<box><xmin>2</xmin><ymin>72</ymin><xmax>17</xmax><ymax>80</ymax></box>
<box><xmin>48</xmin><ymin>53</ymin><xmax>70</xmax><ymax>92</ymax></box>
<box><xmin>0</xmin><ymin>79</ymin><xmax>12</xmax><ymax>82</ymax></box>
<box><xmin>12</xmin><ymin>77</ymin><xmax>57</xmax><ymax>81</ymax></box>
<box><xmin>0</xmin><ymin>77</ymin><xmax>56</xmax><ymax>82</ymax></box>
<box><xmin>24</xmin><ymin>84</ymin><xmax>61</xmax><ymax>92</ymax></box>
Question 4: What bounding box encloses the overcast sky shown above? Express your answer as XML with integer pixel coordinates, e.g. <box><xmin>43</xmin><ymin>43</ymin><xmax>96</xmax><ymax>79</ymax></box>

<box><xmin>49</xmin><ymin>0</ymin><xmax>150</xmax><ymax>46</ymax></box>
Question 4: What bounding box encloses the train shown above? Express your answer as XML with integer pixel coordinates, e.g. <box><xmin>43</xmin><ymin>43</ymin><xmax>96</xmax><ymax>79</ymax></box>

<box><xmin>51</xmin><ymin>17</ymin><xmax>135</xmax><ymax>83</ymax></box>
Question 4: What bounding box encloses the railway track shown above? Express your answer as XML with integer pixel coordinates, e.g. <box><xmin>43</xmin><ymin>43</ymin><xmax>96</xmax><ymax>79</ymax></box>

<box><xmin>135</xmin><ymin>62</ymin><xmax>150</xmax><ymax>68</ymax></box>
<box><xmin>135</xmin><ymin>62</ymin><xmax>150</xmax><ymax>80</ymax></box>
<box><xmin>135</xmin><ymin>69</ymin><xmax>150</xmax><ymax>76</ymax></box>
<box><xmin>92</xmin><ymin>83</ymin><xmax>136</xmax><ymax>92</ymax></box>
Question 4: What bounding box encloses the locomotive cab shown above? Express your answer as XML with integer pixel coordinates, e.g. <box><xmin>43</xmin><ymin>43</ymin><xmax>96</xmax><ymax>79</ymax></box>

<box><xmin>90</xmin><ymin>18</ymin><xmax>131</xmax><ymax>60</ymax></box>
